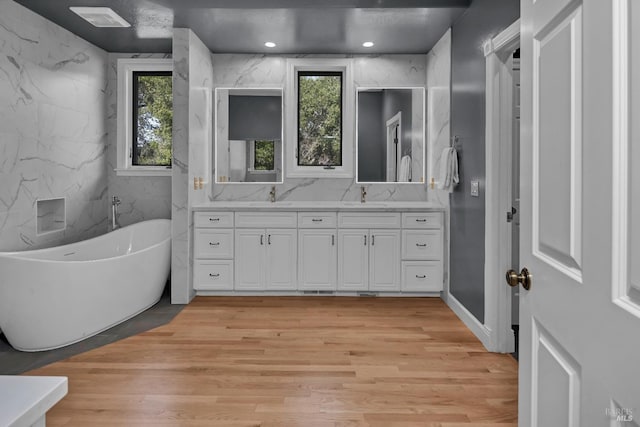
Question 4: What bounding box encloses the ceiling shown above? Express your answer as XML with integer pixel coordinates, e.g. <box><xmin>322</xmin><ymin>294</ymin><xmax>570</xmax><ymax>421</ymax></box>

<box><xmin>14</xmin><ymin>0</ymin><xmax>469</xmax><ymax>54</ymax></box>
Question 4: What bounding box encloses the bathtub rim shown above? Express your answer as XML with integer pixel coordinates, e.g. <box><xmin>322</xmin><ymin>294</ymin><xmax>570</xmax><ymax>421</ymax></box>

<box><xmin>0</xmin><ymin>218</ymin><xmax>171</xmax><ymax>264</ymax></box>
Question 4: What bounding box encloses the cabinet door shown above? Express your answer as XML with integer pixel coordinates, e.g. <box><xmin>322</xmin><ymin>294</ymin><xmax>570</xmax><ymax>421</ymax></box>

<box><xmin>369</xmin><ymin>229</ymin><xmax>401</xmax><ymax>291</ymax></box>
<box><xmin>265</xmin><ymin>229</ymin><xmax>297</xmax><ymax>290</ymax></box>
<box><xmin>298</xmin><ymin>229</ymin><xmax>337</xmax><ymax>290</ymax></box>
<box><xmin>337</xmin><ymin>229</ymin><xmax>369</xmax><ymax>291</ymax></box>
<box><xmin>234</xmin><ymin>229</ymin><xmax>265</xmax><ymax>290</ymax></box>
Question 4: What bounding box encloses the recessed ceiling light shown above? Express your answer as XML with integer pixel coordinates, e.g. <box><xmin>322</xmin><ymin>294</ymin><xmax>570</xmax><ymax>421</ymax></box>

<box><xmin>70</xmin><ymin>7</ymin><xmax>130</xmax><ymax>28</ymax></box>
<box><xmin>265</xmin><ymin>42</ymin><xmax>277</xmax><ymax>48</ymax></box>
<box><xmin>363</xmin><ymin>41</ymin><xmax>375</xmax><ymax>48</ymax></box>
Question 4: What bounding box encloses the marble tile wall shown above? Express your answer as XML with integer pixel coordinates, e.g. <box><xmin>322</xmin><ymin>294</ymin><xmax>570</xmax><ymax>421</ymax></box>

<box><xmin>0</xmin><ymin>0</ymin><xmax>109</xmax><ymax>251</ymax></box>
<box><xmin>172</xmin><ymin>28</ymin><xmax>214</xmax><ymax>303</ymax></box>
<box><xmin>208</xmin><ymin>54</ymin><xmax>435</xmax><ymax>204</ymax></box>
<box><xmin>105</xmin><ymin>53</ymin><xmax>172</xmax><ymax>228</ymax></box>
<box><xmin>425</xmin><ymin>30</ymin><xmax>452</xmax><ymax>206</ymax></box>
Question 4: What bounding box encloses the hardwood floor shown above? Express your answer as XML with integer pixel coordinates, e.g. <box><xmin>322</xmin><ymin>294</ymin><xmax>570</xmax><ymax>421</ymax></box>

<box><xmin>29</xmin><ymin>297</ymin><xmax>518</xmax><ymax>426</ymax></box>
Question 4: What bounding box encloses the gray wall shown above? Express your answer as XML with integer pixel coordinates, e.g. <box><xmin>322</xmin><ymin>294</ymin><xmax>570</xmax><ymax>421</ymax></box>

<box><xmin>357</xmin><ymin>91</ymin><xmax>385</xmax><ymax>182</ymax></box>
<box><xmin>450</xmin><ymin>0</ymin><xmax>519</xmax><ymax>322</ymax></box>
<box><xmin>0</xmin><ymin>0</ymin><xmax>109</xmax><ymax>251</ymax></box>
<box><xmin>229</xmin><ymin>95</ymin><xmax>281</xmax><ymax>141</ymax></box>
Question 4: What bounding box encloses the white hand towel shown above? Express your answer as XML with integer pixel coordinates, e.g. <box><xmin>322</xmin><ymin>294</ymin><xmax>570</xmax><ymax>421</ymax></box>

<box><xmin>399</xmin><ymin>155</ymin><xmax>412</xmax><ymax>182</ymax></box>
<box><xmin>438</xmin><ymin>147</ymin><xmax>459</xmax><ymax>192</ymax></box>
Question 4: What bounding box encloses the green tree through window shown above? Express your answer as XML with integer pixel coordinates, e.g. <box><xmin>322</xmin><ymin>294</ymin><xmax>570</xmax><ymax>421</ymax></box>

<box><xmin>254</xmin><ymin>140</ymin><xmax>275</xmax><ymax>171</ymax></box>
<box><xmin>297</xmin><ymin>72</ymin><xmax>342</xmax><ymax>166</ymax></box>
<box><xmin>133</xmin><ymin>72</ymin><xmax>172</xmax><ymax>166</ymax></box>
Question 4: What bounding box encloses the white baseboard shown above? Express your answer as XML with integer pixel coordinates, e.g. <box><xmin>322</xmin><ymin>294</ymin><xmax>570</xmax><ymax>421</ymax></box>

<box><xmin>443</xmin><ymin>293</ymin><xmax>492</xmax><ymax>351</ymax></box>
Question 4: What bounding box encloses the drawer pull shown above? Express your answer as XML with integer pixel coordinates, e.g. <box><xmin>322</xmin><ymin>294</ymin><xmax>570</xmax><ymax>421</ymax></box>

<box><xmin>416</xmin><ymin>243</ymin><xmax>427</xmax><ymax>247</ymax></box>
<box><xmin>416</xmin><ymin>219</ymin><xmax>427</xmax><ymax>222</ymax></box>
<box><xmin>312</xmin><ymin>218</ymin><xmax>323</xmax><ymax>222</ymax></box>
<box><xmin>209</xmin><ymin>242</ymin><xmax>220</xmax><ymax>246</ymax></box>
<box><xmin>416</xmin><ymin>274</ymin><xmax>427</xmax><ymax>279</ymax></box>
<box><xmin>209</xmin><ymin>218</ymin><xmax>220</xmax><ymax>222</ymax></box>
<box><xmin>209</xmin><ymin>273</ymin><xmax>220</xmax><ymax>278</ymax></box>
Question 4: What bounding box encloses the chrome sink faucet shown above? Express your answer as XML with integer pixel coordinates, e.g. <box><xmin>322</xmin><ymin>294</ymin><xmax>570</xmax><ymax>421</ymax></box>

<box><xmin>361</xmin><ymin>186</ymin><xmax>367</xmax><ymax>203</ymax></box>
<box><xmin>269</xmin><ymin>186</ymin><xmax>276</xmax><ymax>203</ymax></box>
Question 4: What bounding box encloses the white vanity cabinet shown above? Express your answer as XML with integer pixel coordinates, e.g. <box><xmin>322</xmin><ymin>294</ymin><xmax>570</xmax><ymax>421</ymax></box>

<box><xmin>192</xmin><ymin>203</ymin><xmax>445</xmax><ymax>295</ymax></box>
<box><xmin>337</xmin><ymin>213</ymin><xmax>401</xmax><ymax>291</ymax></box>
<box><xmin>298</xmin><ymin>212</ymin><xmax>337</xmax><ymax>290</ymax></box>
<box><xmin>234</xmin><ymin>212</ymin><xmax>297</xmax><ymax>291</ymax></box>
<box><xmin>400</xmin><ymin>212</ymin><xmax>444</xmax><ymax>292</ymax></box>
<box><xmin>193</xmin><ymin>212</ymin><xmax>234</xmax><ymax>291</ymax></box>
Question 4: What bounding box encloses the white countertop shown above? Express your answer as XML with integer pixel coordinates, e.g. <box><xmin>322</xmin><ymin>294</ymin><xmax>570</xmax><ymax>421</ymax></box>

<box><xmin>0</xmin><ymin>376</ymin><xmax>68</xmax><ymax>427</ymax></box>
<box><xmin>192</xmin><ymin>201</ymin><xmax>445</xmax><ymax>211</ymax></box>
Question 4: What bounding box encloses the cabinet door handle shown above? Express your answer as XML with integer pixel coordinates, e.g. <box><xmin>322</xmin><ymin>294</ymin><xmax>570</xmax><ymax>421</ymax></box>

<box><xmin>260</xmin><ymin>235</ymin><xmax>264</xmax><ymax>245</ymax></box>
<box><xmin>268</xmin><ymin>234</ymin><xmax>271</xmax><ymax>245</ymax></box>
<box><xmin>209</xmin><ymin>273</ymin><xmax>220</xmax><ymax>278</ymax></box>
<box><xmin>416</xmin><ymin>243</ymin><xmax>427</xmax><ymax>247</ymax></box>
<box><xmin>209</xmin><ymin>242</ymin><xmax>220</xmax><ymax>246</ymax></box>
<box><xmin>364</xmin><ymin>235</ymin><xmax>367</xmax><ymax>246</ymax></box>
<box><xmin>209</xmin><ymin>218</ymin><xmax>220</xmax><ymax>222</ymax></box>
<box><xmin>312</xmin><ymin>218</ymin><xmax>323</xmax><ymax>222</ymax></box>
<box><xmin>416</xmin><ymin>274</ymin><xmax>427</xmax><ymax>279</ymax></box>
<box><xmin>416</xmin><ymin>219</ymin><xmax>427</xmax><ymax>223</ymax></box>
<box><xmin>332</xmin><ymin>234</ymin><xmax>335</xmax><ymax>246</ymax></box>
<box><xmin>372</xmin><ymin>235</ymin><xmax>375</xmax><ymax>246</ymax></box>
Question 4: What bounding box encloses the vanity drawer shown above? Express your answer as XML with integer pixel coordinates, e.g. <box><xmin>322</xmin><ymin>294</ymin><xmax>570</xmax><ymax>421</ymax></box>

<box><xmin>194</xmin><ymin>212</ymin><xmax>234</xmax><ymax>228</ymax></box>
<box><xmin>401</xmin><ymin>261</ymin><xmax>443</xmax><ymax>292</ymax></box>
<box><xmin>298</xmin><ymin>212</ymin><xmax>337</xmax><ymax>228</ymax></box>
<box><xmin>338</xmin><ymin>212</ymin><xmax>401</xmax><ymax>229</ymax></box>
<box><xmin>194</xmin><ymin>229</ymin><xmax>234</xmax><ymax>259</ymax></box>
<box><xmin>402</xmin><ymin>212</ymin><xmax>443</xmax><ymax>229</ymax></box>
<box><xmin>194</xmin><ymin>260</ymin><xmax>234</xmax><ymax>291</ymax></box>
<box><xmin>235</xmin><ymin>211</ymin><xmax>297</xmax><ymax>228</ymax></box>
<box><xmin>402</xmin><ymin>230</ymin><xmax>442</xmax><ymax>260</ymax></box>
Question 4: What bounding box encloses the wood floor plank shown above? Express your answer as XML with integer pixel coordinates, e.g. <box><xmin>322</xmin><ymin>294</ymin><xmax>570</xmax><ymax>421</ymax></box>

<box><xmin>28</xmin><ymin>297</ymin><xmax>518</xmax><ymax>426</ymax></box>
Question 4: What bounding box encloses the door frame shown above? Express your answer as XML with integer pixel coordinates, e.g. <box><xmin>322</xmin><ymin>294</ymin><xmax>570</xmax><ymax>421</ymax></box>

<box><xmin>386</xmin><ymin>112</ymin><xmax>402</xmax><ymax>182</ymax></box>
<box><xmin>483</xmin><ymin>19</ymin><xmax>520</xmax><ymax>353</ymax></box>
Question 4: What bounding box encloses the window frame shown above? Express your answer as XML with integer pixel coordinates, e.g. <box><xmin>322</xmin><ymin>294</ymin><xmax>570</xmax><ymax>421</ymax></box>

<box><xmin>285</xmin><ymin>58</ymin><xmax>354</xmax><ymax>178</ymax></box>
<box><xmin>296</xmin><ymin>71</ymin><xmax>343</xmax><ymax>167</ymax></box>
<box><xmin>116</xmin><ymin>58</ymin><xmax>173</xmax><ymax>176</ymax></box>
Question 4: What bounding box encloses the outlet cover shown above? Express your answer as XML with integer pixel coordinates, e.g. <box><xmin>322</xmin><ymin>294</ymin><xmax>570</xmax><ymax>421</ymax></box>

<box><xmin>471</xmin><ymin>180</ymin><xmax>480</xmax><ymax>197</ymax></box>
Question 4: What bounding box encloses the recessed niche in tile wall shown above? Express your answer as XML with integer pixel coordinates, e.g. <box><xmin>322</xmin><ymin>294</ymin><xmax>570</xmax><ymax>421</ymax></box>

<box><xmin>36</xmin><ymin>198</ymin><xmax>66</xmax><ymax>235</ymax></box>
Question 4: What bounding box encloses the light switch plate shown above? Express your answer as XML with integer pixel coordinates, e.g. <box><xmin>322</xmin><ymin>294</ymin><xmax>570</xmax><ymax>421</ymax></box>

<box><xmin>471</xmin><ymin>180</ymin><xmax>480</xmax><ymax>197</ymax></box>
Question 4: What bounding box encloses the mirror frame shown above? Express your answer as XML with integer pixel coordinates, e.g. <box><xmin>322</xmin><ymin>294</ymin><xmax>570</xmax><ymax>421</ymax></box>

<box><xmin>355</xmin><ymin>86</ymin><xmax>426</xmax><ymax>185</ymax></box>
<box><xmin>214</xmin><ymin>87</ymin><xmax>285</xmax><ymax>184</ymax></box>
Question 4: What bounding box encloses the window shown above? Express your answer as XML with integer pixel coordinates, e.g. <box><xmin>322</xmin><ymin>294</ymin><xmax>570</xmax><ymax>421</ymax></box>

<box><xmin>297</xmin><ymin>72</ymin><xmax>342</xmax><ymax>167</ymax></box>
<box><xmin>132</xmin><ymin>71</ymin><xmax>172</xmax><ymax>166</ymax></box>
<box><xmin>116</xmin><ymin>58</ymin><xmax>173</xmax><ymax>176</ymax></box>
<box><xmin>285</xmin><ymin>58</ymin><xmax>354</xmax><ymax>178</ymax></box>
<box><xmin>251</xmin><ymin>140</ymin><xmax>276</xmax><ymax>171</ymax></box>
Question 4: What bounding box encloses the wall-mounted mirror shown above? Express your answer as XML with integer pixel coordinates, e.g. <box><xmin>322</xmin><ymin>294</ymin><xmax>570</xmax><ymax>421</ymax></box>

<box><xmin>356</xmin><ymin>87</ymin><xmax>425</xmax><ymax>184</ymax></box>
<box><xmin>215</xmin><ymin>88</ymin><xmax>283</xmax><ymax>183</ymax></box>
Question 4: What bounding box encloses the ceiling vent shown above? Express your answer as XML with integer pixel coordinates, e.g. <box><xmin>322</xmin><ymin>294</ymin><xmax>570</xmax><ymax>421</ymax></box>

<box><xmin>69</xmin><ymin>7</ymin><xmax>131</xmax><ymax>28</ymax></box>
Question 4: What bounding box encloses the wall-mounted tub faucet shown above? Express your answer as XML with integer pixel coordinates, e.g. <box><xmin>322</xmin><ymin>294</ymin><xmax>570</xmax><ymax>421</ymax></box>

<box><xmin>269</xmin><ymin>186</ymin><xmax>276</xmax><ymax>203</ymax></box>
<box><xmin>361</xmin><ymin>186</ymin><xmax>367</xmax><ymax>203</ymax></box>
<box><xmin>111</xmin><ymin>196</ymin><xmax>121</xmax><ymax>231</ymax></box>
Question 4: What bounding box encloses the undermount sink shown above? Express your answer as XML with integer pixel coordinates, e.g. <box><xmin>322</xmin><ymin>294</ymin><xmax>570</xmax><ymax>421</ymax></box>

<box><xmin>248</xmin><ymin>201</ymin><xmax>293</xmax><ymax>207</ymax></box>
<box><xmin>341</xmin><ymin>201</ymin><xmax>388</xmax><ymax>207</ymax></box>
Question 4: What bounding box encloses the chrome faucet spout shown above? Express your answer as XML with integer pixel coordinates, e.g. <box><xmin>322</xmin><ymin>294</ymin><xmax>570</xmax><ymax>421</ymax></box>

<box><xmin>361</xmin><ymin>186</ymin><xmax>367</xmax><ymax>203</ymax></box>
<box><xmin>269</xmin><ymin>186</ymin><xmax>276</xmax><ymax>203</ymax></box>
<box><xmin>111</xmin><ymin>196</ymin><xmax>121</xmax><ymax>231</ymax></box>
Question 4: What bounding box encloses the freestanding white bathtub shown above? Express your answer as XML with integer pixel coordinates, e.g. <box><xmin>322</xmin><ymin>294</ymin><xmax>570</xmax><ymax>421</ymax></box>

<box><xmin>0</xmin><ymin>219</ymin><xmax>171</xmax><ymax>352</ymax></box>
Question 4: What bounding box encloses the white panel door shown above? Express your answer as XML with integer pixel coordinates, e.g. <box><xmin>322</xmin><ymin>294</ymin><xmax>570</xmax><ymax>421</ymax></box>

<box><xmin>297</xmin><ymin>229</ymin><xmax>337</xmax><ymax>290</ymax></box>
<box><xmin>265</xmin><ymin>229</ymin><xmax>297</xmax><ymax>290</ymax></box>
<box><xmin>234</xmin><ymin>229</ymin><xmax>265</xmax><ymax>290</ymax></box>
<box><xmin>337</xmin><ymin>229</ymin><xmax>369</xmax><ymax>291</ymax></box>
<box><xmin>369</xmin><ymin>230</ymin><xmax>401</xmax><ymax>292</ymax></box>
<box><xmin>520</xmin><ymin>0</ymin><xmax>640</xmax><ymax>424</ymax></box>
